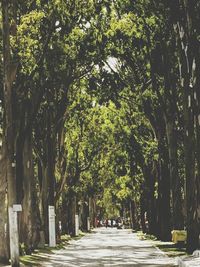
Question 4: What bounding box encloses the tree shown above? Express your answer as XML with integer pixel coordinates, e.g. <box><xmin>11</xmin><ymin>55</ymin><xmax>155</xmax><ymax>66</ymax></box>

<box><xmin>168</xmin><ymin>0</ymin><xmax>200</xmax><ymax>253</ymax></box>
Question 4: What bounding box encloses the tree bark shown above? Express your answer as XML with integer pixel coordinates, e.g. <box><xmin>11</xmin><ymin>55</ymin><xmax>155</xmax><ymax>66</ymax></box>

<box><xmin>89</xmin><ymin>197</ymin><xmax>96</xmax><ymax>228</ymax></box>
<box><xmin>140</xmin><ymin>193</ymin><xmax>147</xmax><ymax>233</ymax></box>
<box><xmin>169</xmin><ymin>0</ymin><xmax>200</xmax><ymax>253</ymax></box>
<box><xmin>61</xmin><ymin>191</ymin><xmax>68</xmax><ymax>234</ymax></box>
<box><xmin>19</xmin><ymin>134</ymin><xmax>40</xmax><ymax>253</ymax></box>
<box><xmin>0</xmin><ymin>139</ymin><xmax>9</xmax><ymax>263</ymax></box>
<box><xmin>143</xmin><ymin>165</ymin><xmax>157</xmax><ymax>235</ymax></box>
<box><xmin>161</xmin><ymin>41</ymin><xmax>184</xmax><ymax>230</ymax></box>
<box><xmin>79</xmin><ymin>199</ymin><xmax>89</xmax><ymax>232</ymax></box>
<box><xmin>157</xmin><ymin>138</ymin><xmax>171</xmax><ymax>241</ymax></box>
<box><xmin>2</xmin><ymin>0</ymin><xmax>17</xmax><ymax>207</ymax></box>
<box><xmin>2</xmin><ymin>0</ymin><xmax>18</xmax><ymax>265</ymax></box>
<box><xmin>129</xmin><ymin>199</ymin><xmax>140</xmax><ymax>230</ymax></box>
<box><xmin>165</xmin><ymin>117</ymin><xmax>184</xmax><ymax>229</ymax></box>
<box><xmin>66</xmin><ymin>190</ymin><xmax>77</xmax><ymax>236</ymax></box>
<box><xmin>38</xmin><ymin>122</ymin><xmax>56</xmax><ymax>242</ymax></box>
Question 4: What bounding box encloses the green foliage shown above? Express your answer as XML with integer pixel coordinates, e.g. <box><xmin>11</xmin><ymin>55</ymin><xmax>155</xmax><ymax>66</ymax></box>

<box><xmin>2</xmin><ymin>0</ymin><xmax>188</xmax><ymax>244</ymax></box>
<box><xmin>12</xmin><ymin>10</ymin><xmax>45</xmax><ymax>74</ymax></box>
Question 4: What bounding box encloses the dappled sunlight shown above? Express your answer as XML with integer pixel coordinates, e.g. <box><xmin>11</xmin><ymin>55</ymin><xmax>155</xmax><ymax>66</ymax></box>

<box><xmin>2</xmin><ymin>0</ymin><xmax>200</xmax><ymax>264</ymax></box>
<box><xmin>33</xmin><ymin>229</ymin><xmax>176</xmax><ymax>267</ymax></box>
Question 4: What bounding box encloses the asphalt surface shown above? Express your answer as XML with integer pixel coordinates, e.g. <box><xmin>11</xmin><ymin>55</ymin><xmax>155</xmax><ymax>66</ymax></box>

<box><xmin>39</xmin><ymin>228</ymin><xmax>176</xmax><ymax>267</ymax></box>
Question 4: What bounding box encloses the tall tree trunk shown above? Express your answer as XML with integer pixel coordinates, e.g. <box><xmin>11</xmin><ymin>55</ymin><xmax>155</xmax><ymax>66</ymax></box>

<box><xmin>79</xmin><ymin>199</ymin><xmax>89</xmax><ymax>232</ymax></box>
<box><xmin>2</xmin><ymin>0</ymin><xmax>17</xmax><ymax>206</ymax></box>
<box><xmin>66</xmin><ymin>190</ymin><xmax>77</xmax><ymax>236</ymax></box>
<box><xmin>157</xmin><ymin>139</ymin><xmax>171</xmax><ymax>241</ymax></box>
<box><xmin>140</xmin><ymin>193</ymin><xmax>147</xmax><ymax>233</ymax></box>
<box><xmin>61</xmin><ymin>191</ymin><xmax>68</xmax><ymax>234</ymax></box>
<box><xmin>147</xmin><ymin>42</ymin><xmax>171</xmax><ymax>241</ymax></box>
<box><xmin>39</xmin><ymin>162</ymin><xmax>54</xmax><ymax>243</ymax></box>
<box><xmin>39</xmin><ymin>130</ymin><xmax>56</xmax><ymax>242</ymax></box>
<box><xmin>37</xmin><ymin>160</ymin><xmax>46</xmax><ymax>247</ymax></box>
<box><xmin>2</xmin><ymin>0</ymin><xmax>18</xmax><ymax>265</ymax></box>
<box><xmin>129</xmin><ymin>199</ymin><xmax>140</xmax><ymax>230</ymax></box>
<box><xmin>89</xmin><ymin>197</ymin><xmax>96</xmax><ymax>228</ymax></box>
<box><xmin>0</xmin><ymin>139</ymin><xmax>9</xmax><ymax>263</ymax></box>
<box><xmin>184</xmin><ymin>85</ymin><xmax>197</xmax><ymax>253</ymax></box>
<box><xmin>165</xmin><ymin>118</ymin><xmax>184</xmax><ymax>229</ymax></box>
<box><xmin>169</xmin><ymin>0</ymin><xmax>200</xmax><ymax>253</ymax></box>
<box><xmin>161</xmin><ymin>41</ymin><xmax>184</xmax><ymax>230</ymax></box>
<box><xmin>144</xmin><ymin>165</ymin><xmax>157</xmax><ymax>235</ymax></box>
<box><xmin>180</xmin><ymin>20</ymin><xmax>198</xmax><ymax>255</ymax></box>
<box><xmin>129</xmin><ymin>200</ymin><xmax>134</xmax><ymax>230</ymax></box>
<box><xmin>19</xmin><ymin>134</ymin><xmax>40</xmax><ymax>253</ymax></box>
<box><xmin>194</xmin><ymin>44</ymin><xmax>200</xmax><ymax>253</ymax></box>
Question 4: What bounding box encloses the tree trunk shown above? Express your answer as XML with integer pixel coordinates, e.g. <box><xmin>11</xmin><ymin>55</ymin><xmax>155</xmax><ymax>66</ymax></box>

<box><xmin>39</xmin><ymin>130</ymin><xmax>56</xmax><ymax>243</ymax></box>
<box><xmin>144</xmin><ymin>165</ymin><xmax>157</xmax><ymax>236</ymax></box>
<box><xmin>0</xmin><ymin>139</ymin><xmax>9</xmax><ymax>263</ymax></box>
<box><xmin>89</xmin><ymin>197</ymin><xmax>96</xmax><ymax>228</ymax></box>
<box><xmin>41</xmin><ymin>164</ymin><xmax>50</xmax><ymax>243</ymax></box>
<box><xmin>2</xmin><ymin>0</ymin><xmax>17</xmax><ymax>206</ymax></box>
<box><xmin>140</xmin><ymin>194</ymin><xmax>147</xmax><ymax>233</ymax></box>
<box><xmin>165</xmin><ymin>118</ymin><xmax>184</xmax><ymax>229</ymax></box>
<box><xmin>161</xmin><ymin>40</ymin><xmax>184</xmax><ymax>231</ymax></box>
<box><xmin>79</xmin><ymin>199</ymin><xmax>89</xmax><ymax>232</ymax></box>
<box><xmin>129</xmin><ymin>199</ymin><xmax>140</xmax><ymax>230</ymax></box>
<box><xmin>184</xmin><ymin>88</ymin><xmax>197</xmax><ymax>253</ymax></box>
<box><xmin>61</xmin><ymin>191</ymin><xmax>68</xmax><ymax>234</ymax></box>
<box><xmin>157</xmin><ymin>139</ymin><xmax>171</xmax><ymax>241</ymax></box>
<box><xmin>180</xmin><ymin>23</ymin><xmax>198</xmax><ymax>255</ymax></box>
<box><xmin>169</xmin><ymin>0</ymin><xmax>200</xmax><ymax>253</ymax></box>
<box><xmin>19</xmin><ymin>134</ymin><xmax>40</xmax><ymax>253</ymax></box>
<box><xmin>2</xmin><ymin>0</ymin><xmax>18</xmax><ymax>265</ymax></box>
<box><xmin>129</xmin><ymin>200</ymin><xmax>133</xmax><ymax>229</ymax></box>
<box><xmin>66</xmin><ymin>190</ymin><xmax>77</xmax><ymax>236</ymax></box>
<box><xmin>147</xmin><ymin>42</ymin><xmax>171</xmax><ymax>241</ymax></box>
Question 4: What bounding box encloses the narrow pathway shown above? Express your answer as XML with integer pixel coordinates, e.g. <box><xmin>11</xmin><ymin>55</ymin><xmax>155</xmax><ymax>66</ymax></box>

<box><xmin>30</xmin><ymin>228</ymin><xmax>176</xmax><ymax>266</ymax></box>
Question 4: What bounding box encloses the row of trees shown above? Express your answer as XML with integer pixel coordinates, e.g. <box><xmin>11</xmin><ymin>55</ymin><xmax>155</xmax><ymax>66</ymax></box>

<box><xmin>0</xmin><ymin>0</ymin><xmax>200</xmax><ymax>265</ymax></box>
<box><xmin>100</xmin><ymin>0</ymin><xmax>200</xmax><ymax>253</ymax></box>
<box><xmin>0</xmin><ymin>0</ymin><xmax>110</xmax><ymax>263</ymax></box>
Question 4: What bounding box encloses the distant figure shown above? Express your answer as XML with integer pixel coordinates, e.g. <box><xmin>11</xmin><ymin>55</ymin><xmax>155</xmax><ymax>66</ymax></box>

<box><xmin>105</xmin><ymin>219</ymin><xmax>108</xmax><ymax>228</ymax></box>
<box><xmin>111</xmin><ymin>219</ymin><xmax>113</xmax><ymax>228</ymax></box>
<box><xmin>144</xmin><ymin>212</ymin><xmax>149</xmax><ymax>233</ymax></box>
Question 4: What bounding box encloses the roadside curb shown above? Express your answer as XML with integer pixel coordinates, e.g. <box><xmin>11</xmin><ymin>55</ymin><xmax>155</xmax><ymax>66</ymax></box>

<box><xmin>154</xmin><ymin>245</ymin><xmax>169</xmax><ymax>257</ymax></box>
<box><xmin>177</xmin><ymin>250</ymin><xmax>200</xmax><ymax>266</ymax></box>
<box><xmin>153</xmin><ymin>244</ymin><xmax>178</xmax><ymax>266</ymax></box>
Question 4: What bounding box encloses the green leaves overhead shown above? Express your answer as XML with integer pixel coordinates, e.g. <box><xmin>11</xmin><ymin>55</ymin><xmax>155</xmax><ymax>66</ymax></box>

<box><xmin>107</xmin><ymin>13</ymin><xmax>144</xmax><ymax>39</ymax></box>
<box><xmin>1</xmin><ymin>0</ymin><xmax>178</xmax><ymax>232</ymax></box>
<box><xmin>12</xmin><ymin>11</ymin><xmax>45</xmax><ymax>74</ymax></box>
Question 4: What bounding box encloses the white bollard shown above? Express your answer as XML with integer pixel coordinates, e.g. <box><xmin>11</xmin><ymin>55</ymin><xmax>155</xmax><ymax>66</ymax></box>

<box><xmin>87</xmin><ymin>217</ymin><xmax>90</xmax><ymax>231</ymax></box>
<box><xmin>75</xmin><ymin>214</ymin><xmax>79</xmax><ymax>236</ymax></box>
<box><xmin>48</xmin><ymin>206</ymin><xmax>56</xmax><ymax>247</ymax></box>
<box><xmin>8</xmin><ymin>204</ymin><xmax>22</xmax><ymax>267</ymax></box>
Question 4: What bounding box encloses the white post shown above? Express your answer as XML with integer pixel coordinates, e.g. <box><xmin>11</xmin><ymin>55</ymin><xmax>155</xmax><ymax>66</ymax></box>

<box><xmin>87</xmin><ymin>217</ymin><xmax>90</xmax><ymax>232</ymax></box>
<box><xmin>48</xmin><ymin>206</ymin><xmax>56</xmax><ymax>247</ymax></box>
<box><xmin>8</xmin><ymin>204</ymin><xmax>22</xmax><ymax>267</ymax></box>
<box><xmin>75</xmin><ymin>214</ymin><xmax>79</xmax><ymax>236</ymax></box>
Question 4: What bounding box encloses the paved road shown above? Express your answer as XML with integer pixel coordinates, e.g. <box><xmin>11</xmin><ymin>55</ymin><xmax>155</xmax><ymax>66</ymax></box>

<box><xmin>37</xmin><ymin>228</ymin><xmax>176</xmax><ymax>267</ymax></box>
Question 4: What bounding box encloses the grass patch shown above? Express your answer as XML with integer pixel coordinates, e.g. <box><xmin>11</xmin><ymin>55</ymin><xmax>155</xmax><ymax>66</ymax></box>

<box><xmin>137</xmin><ymin>231</ymin><xmax>157</xmax><ymax>241</ymax></box>
<box><xmin>137</xmin><ymin>231</ymin><xmax>187</xmax><ymax>258</ymax></box>
<box><xmin>20</xmin><ymin>231</ymin><xmax>86</xmax><ymax>266</ymax></box>
<box><xmin>157</xmin><ymin>243</ymin><xmax>187</xmax><ymax>258</ymax></box>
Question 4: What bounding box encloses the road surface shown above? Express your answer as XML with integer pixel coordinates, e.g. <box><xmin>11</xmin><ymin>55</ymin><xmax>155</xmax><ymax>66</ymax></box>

<box><xmin>32</xmin><ymin>228</ymin><xmax>176</xmax><ymax>267</ymax></box>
